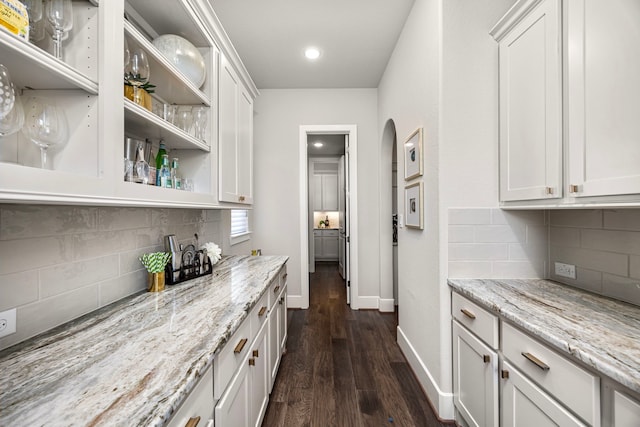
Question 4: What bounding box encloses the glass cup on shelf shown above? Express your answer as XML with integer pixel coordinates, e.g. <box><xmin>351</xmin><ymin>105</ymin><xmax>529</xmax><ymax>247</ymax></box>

<box><xmin>163</xmin><ymin>104</ymin><xmax>177</xmax><ymax>125</ymax></box>
<box><xmin>20</xmin><ymin>0</ymin><xmax>44</xmax><ymax>43</ymax></box>
<box><xmin>176</xmin><ymin>106</ymin><xmax>193</xmax><ymax>133</ymax></box>
<box><xmin>0</xmin><ymin>64</ymin><xmax>16</xmax><ymax>119</ymax></box>
<box><xmin>45</xmin><ymin>0</ymin><xmax>73</xmax><ymax>60</ymax></box>
<box><xmin>192</xmin><ymin>106</ymin><xmax>207</xmax><ymax>141</ymax></box>
<box><xmin>21</xmin><ymin>96</ymin><xmax>68</xmax><ymax>169</ymax></box>
<box><xmin>124</xmin><ymin>49</ymin><xmax>150</xmax><ymax>106</ymax></box>
<box><xmin>0</xmin><ymin>92</ymin><xmax>24</xmax><ymax>137</ymax></box>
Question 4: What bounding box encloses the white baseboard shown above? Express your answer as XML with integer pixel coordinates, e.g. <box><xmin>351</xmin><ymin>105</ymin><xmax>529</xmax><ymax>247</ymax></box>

<box><xmin>397</xmin><ymin>326</ymin><xmax>454</xmax><ymax>421</ymax></box>
<box><xmin>354</xmin><ymin>296</ymin><xmax>379</xmax><ymax>310</ymax></box>
<box><xmin>378</xmin><ymin>298</ymin><xmax>395</xmax><ymax>312</ymax></box>
<box><xmin>287</xmin><ymin>295</ymin><xmax>307</xmax><ymax>309</ymax></box>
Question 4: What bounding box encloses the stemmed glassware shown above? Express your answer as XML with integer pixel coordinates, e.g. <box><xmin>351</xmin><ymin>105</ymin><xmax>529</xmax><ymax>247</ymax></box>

<box><xmin>124</xmin><ymin>49</ymin><xmax>150</xmax><ymax>106</ymax></box>
<box><xmin>192</xmin><ymin>106</ymin><xmax>208</xmax><ymax>141</ymax></box>
<box><xmin>45</xmin><ymin>0</ymin><xmax>73</xmax><ymax>60</ymax></box>
<box><xmin>22</xmin><ymin>97</ymin><xmax>68</xmax><ymax>169</ymax></box>
<box><xmin>20</xmin><ymin>0</ymin><xmax>44</xmax><ymax>43</ymax></box>
<box><xmin>0</xmin><ymin>64</ymin><xmax>16</xmax><ymax>119</ymax></box>
<box><xmin>0</xmin><ymin>93</ymin><xmax>24</xmax><ymax>137</ymax></box>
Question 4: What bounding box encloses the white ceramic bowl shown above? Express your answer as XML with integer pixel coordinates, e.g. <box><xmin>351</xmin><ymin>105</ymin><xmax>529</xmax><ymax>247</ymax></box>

<box><xmin>152</xmin><ymin>34</ymin><xmax>206</xmax><ymax>88</ymax></box>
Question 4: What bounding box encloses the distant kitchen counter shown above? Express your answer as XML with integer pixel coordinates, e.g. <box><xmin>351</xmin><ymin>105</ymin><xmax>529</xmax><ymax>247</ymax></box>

<box><xmin>0</xmin><ymin>255</ymin><xmax>288</xmax><ymax>426</ymax></box>
<box><xmin>448</xmin><ymin>278</ymin><xmax>640</xmax><ymax>394</ymax></box>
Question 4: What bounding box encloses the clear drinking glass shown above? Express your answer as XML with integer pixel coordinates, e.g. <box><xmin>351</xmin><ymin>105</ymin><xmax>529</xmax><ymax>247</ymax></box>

<box><xmin>124</xmin><ymin>37</ymin><xmax>130</xmax><ymax>69</ymax></box>
<box><xmin>192</xmin><ymin>106</ymin><xmax>208</xmax><ymax>140</ymax></box>
<box><xmin>45</xmin><ymin>0</ymin><xmax>73</xmax><ymax>60</ymax></box>
<box><xmin>22</xmin><ymin>97</ymin><xmax>68</xmax><ymax>169</ymax></box>
<box><xmin>0</xmin><ymin>64</ymin><xmax>16</xmax><ymax>119</ymax></box>
<box><xmin>20</xmin><ymin>0</ymin><xmax>43</xmax><ymax>43</ymax></box>
<box><xmin>124</xmin><ymin>49</ymin><xmax>150</xmax><ymax>106</ymax></box>
<box><xmin>177</xmin><ymin>106</ymin><xmax>193</xmax><ymax>133</ymax></box>
<box><xmin>0</xmin><ymin>92</ymin><xmax>24</xmax><ymax>136</ymax></box>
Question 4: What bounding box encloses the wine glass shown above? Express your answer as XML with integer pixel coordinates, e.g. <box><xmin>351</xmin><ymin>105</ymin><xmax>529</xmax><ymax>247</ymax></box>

<box><xmin>0</xmin><ymin>64</ymin><xmax>16</xmax><ymax>119</ymax></box>
<box><xmin>124</xmin><ymin>49</ymin><xmax>150</xmax><ymax>106</ymax></box>
<box><xmin>20</xmin><ymin>0</ymin><xmax>44</xmax><ymax>43</ymax></box>
<box><xmin>22</xmin><ymin>97</ymin><xmax>68</xmax><ymax>169</ymax></box>
<box><xmin>124</xmin><ymin>37</ymin><xmax>130</xmax><ymax>69</ymax></box>
<box><xmin>45</xmin><ymin>0</ymin><xmax>73</xmax><ymax>60</ymax></box>
<box><xmin>0</xmin><ymin>91</ymin><xmax>25</xmax><ymax>136</ymax></box>
<box><xmin>192</xmin><ymin>106</ymin><xmax>208</xmax><ymax>140</ymax></box>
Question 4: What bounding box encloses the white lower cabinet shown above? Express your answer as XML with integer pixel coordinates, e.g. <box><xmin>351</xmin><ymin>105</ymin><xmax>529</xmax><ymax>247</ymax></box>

<box><xmin>452</xmin><ymin>321</ymin><xmax>499</xmax><ymax>427</ymax></box>
<box><xmin>167</xmin><ymin>366</ymin><xmax>215</xmax><ymax>427</ymax></box>
<box><xmin>268</xmin><ymin>268</ymin><xmax>288</xmax><ymax>391</ymax></box>
<box><xmin>501</xmin><ymin>360</ymin><xmax>586</xmax><ymax>427</ymax></box>
<box><xmin>613</xmin><ymin>391</ymin><xmax>640</xmax><ymax>427</ymax></box>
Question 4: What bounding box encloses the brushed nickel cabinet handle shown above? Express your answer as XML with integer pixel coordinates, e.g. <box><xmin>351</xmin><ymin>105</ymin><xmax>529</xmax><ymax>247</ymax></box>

<box><xmin>279</xmin><ymin>297</ymin><xmax>285</xmax><ymax>304</ymax></box>
<box><xmin>569</xmin><ymin>184</ymin><xmax>579</xmax><ymax>193</ymax></box>
<box><xmin>258</xmin><ymin>306</ymin><xmax>267</xmax><ymax>317</ymax></box>
<box><xmin>273</xmin><ymin>285</ymin><xmax>280</xmax><ymax>294</ymax></box>
<box><xmin>521</xmin><ymin>352</ymin><xmax>550</xmax><ymax>371</ymax></box>
<box><xmin>249</xmin><ymin>358</ymin><xmax>255</xmax><ymax>366</ymax></box>
<box><xmin>501</xmin><ymin>370</ymin><xmax>509</xmax><ymax>379</ymax></box>
<box><xmin>185</xmin><ymin>416</ymin><xmax>201</xmax><ymax>427</ymax></box>
<box><xmin>545</xmin><ymin>187</ymin><xmax>554</xmax><ymax>195</ymax></box>
<box><xmin>234</xmin><ymin>338</ymin><xmax>248</xmax><ymax>354</ymax></box>
<box><xmin>483</xmin><ymin>354</ymin><xmax>490</xmax><ymax>363</ymax></box>
<box><xmin>460</xmin><ymin>308</ymin><xmax>476</xmax><ymax>320</ymax></box>
<box><xmin>253</xmin><ymin>349</ymin><xmax>259</xmax><ymax>357</ymax></box>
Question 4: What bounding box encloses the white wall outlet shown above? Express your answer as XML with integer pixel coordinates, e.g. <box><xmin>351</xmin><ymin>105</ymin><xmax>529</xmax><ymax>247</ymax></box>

<box><xmin>0</xmin><ymin>308</ymin><xmax>17</xmax><ymax>338</ymax></box>
<box><xmin>555</xmin><ymin>262</ymin><xmax>577</xmax><ymax>279</ymax></box>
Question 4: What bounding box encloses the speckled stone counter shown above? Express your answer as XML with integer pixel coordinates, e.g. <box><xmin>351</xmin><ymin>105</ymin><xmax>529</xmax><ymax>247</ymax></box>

<box><xmin>0</xmin><ymin>255</ymin><xmax>288</xmax><ymax>426</ymax></box>
<box><xmin>448</xmin><ymin>278</ymin><xmax>640</xmax><ymax>394</ymax></box>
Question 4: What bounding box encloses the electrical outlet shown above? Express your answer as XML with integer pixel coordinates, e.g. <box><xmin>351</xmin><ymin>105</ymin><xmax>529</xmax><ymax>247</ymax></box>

<box><xmin>555</xmin><ymin>262</ymin><xmax>576</xmax><ymax>279</ymax></box>
<box><xmin>0</xmin><ymin>308</ymin><xmax>16</xmax><ymax>338</ymax></box>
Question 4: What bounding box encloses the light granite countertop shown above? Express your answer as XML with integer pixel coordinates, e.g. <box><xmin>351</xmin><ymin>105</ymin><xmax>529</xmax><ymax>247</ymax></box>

<box><xmin>0</xmin><ymin>255</ymin><xmax>288</xmax><ymax>426</ymax></box>
<box><xmin>448</xmin><ymin>278</ymin><xmax>640</xmax><ymax>394</ymax></box>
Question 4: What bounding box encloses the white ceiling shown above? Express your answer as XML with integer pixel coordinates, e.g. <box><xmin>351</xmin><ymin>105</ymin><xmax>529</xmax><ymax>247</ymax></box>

<box><xmin>211</xmin><ymin>0</ymin><xmax>416</xmax><ymax>89</ymax></box>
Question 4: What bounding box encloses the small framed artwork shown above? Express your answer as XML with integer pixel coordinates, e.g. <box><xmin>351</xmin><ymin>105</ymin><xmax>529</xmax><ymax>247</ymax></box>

<box><xmin>403</xmin><ymin>127</ymin><xmax>423</xmax><ymax>181</ymax></box>
<box><xmin>405</xmin><ymin>182</ymin><xmax>423</xmax><ymax>230</ymax></box>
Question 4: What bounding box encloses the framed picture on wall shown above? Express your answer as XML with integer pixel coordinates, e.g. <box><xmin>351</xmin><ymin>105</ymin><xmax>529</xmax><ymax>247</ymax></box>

<box><xmin>403</xmin><ymin>127</ymin><xmax>423</xmax><ymax>180</ymax></box>
<box><xmin>405</xmin><ymin>181</ymin><xmax>423</xmax><ymax>230</ymax></box>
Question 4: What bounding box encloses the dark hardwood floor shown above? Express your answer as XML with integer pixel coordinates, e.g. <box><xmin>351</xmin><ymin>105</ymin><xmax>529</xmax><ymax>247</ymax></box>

<box><xmin>262</xmin><ymin>262</ymin><xmax>451</xmax><ymax>426</ymax></box>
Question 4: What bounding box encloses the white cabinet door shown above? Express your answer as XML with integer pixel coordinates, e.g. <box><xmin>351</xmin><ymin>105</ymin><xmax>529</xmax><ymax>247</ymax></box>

<box><xmin>215</xmin><ymin>356</ymin><xmax>251</xmax><ymax>427</ymax></box>
<box><xmin>452</xmin><ymin>321</ymin><xmax>498</xmax><ymax>427</ymax></box>
<box><xmin>167</xmin><ymin>366</ymin><xmax>214</xmax><ymax>427</ymax></box>
<box><xmin>249</xmin><ymin>323</ymin><xmax>269</xmax><ymax>427</ymax></box>
<box><xmin>567</xmin><ymin>0</ymin><xmax>640</xmax><ymax>198</ymax></box>
<box><xmin>614</xmin><ymin>390</ymin><xmax>640</xmax><ymax>427</ymax></box>
<box><xmin>277</xmin><ymin>285</ymin><xmax>288</xmax><ymax>356</ymax></box>
<box><xmin>219</xmin><ymin>54</ymin><xmax>253</xmax><ymax>204</ymax></box>
<box><xmin>313</xmin><ymin>175</ymin><xmax>323</xmax><ymax>211</ymax></box>
<box><xmin>494</xmin><ymin>0</ymin><xmax>562</xmax><ymax>202</ymax></box>
<box><xmin>322</xmin><ymin>235</ymin><xmax>339</xmax><ymax>260</ymax></box>
<box><xmin>322</xmin><ymin>174</ymin><xmax>339</xmax><ymax>210</ymax></box>
<box><xmin>314</xmin><ymin>233</ymin><xmax>323</xmax><ymax>259</ymax></box>
<box><xmin>501</xmin><ymin>361</ymin><xmax>586</xmax><ymax>427</ymax></box>
<box><xmin>268</xmin><ymin>283</ymin><xmax>287</xmax><ymax>392</ymax></box>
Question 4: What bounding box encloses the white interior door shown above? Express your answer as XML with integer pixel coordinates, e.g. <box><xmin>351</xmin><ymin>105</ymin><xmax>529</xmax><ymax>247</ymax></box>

<box><xmin>344</xmin><ymin>135</ymin><xmax>351</xmax><ymax>305</ymax></box>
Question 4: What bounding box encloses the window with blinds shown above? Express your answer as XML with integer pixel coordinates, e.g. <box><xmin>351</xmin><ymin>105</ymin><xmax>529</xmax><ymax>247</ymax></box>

<box><xmin>231</xmin><ymin>209</ymin><xmax>249</xmax><ymax>237</ymax></box>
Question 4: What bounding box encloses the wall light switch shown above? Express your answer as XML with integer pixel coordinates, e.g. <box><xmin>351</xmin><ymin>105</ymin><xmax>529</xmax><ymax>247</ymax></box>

<box><xmin>398</xmin><ymin>214</ymin><xmax>404</xmax><ymax>228</ymax></box>
<box><xmin>0</xmin><ymin>308</ymin><xmax>16</xmax><ymax>338</ymax></box>
<box><xmin>555</xmin><ymin>262</ymin><xmax>576</xmax><ymax>279</ymax></box>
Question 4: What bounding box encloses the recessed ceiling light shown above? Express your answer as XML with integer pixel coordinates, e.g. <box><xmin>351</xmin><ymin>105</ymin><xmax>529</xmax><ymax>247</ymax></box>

<box><xmin>313</xmin><ymin>142</ymin><xmax>323</xmax><ymax>148</ymax></box>
<box><xmin>305</xmin><ymin>47</ymin><xmax>321</xmax><ymax>60</ymax></box>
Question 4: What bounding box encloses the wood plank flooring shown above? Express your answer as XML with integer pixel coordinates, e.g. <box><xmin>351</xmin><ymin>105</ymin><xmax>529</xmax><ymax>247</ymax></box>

<box><xmin>262</xmin><ymin>262</ymin><xmax>452</xmax><ymax>426</ymax></box>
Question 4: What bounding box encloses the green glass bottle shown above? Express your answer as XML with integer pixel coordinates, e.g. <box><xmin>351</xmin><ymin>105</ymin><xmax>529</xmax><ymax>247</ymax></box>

<box><xmin>155</xmin><ymin>140</ymin><xmax>167</xmax><ymax>186</ymax></box>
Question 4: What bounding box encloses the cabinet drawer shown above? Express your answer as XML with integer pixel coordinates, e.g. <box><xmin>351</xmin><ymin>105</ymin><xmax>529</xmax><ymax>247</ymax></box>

<box><xmin>452</xmin><ymin>292</ymin><xmax>499</xmax><ymax>349</ymax></box>
<box><xmin>614</xmin><ymin>390</ymin><xmax>640</xmax><ymax>427</ymax></box>
<box><xmin>323</xmin><ymin>229</ymin><xmax>339</xmax><ymax>237</ymax></box>
<box><xmin>501</xmin><ymin>322</ymin><xmax>600</xmax><ymax>425</ymax></box>
<box><xmin>250</xmin><ymin>291</ymin><xmax>269</xmax><ymax>339</ymax></box>
<box><xmin>167</xmin><ymin>365</ymin><xmax>214</xmax><ymax>427</ymax></box>
<box><xmin>214</xmin><ymin>317</ymin><xmax>251</xmax><ymax>399</ymax></box>
<box><xmin>269</xmin><ymin>266</ymin><xmax>287</xmax><ymax>309</ymax></box>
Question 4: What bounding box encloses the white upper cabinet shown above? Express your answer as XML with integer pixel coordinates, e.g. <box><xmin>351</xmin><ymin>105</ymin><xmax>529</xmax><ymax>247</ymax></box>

<box><xmin>493</xmin><ymin>0</ymin><xmax>640</xmax><ymax>207</ymax></box>
<box><xmin>566</xmin><ymin>0</ymin><xmax>640</xmax><ymax>199</ymax></box>
<box><xmin>491</xmin><ymin>0</ymin><xmax>562</xmax><ymax>202</ymax></box>
<box><xmin>0</xmin><ymin>0</ymin><xmax>257</xmax><ymax>208</ymax></box>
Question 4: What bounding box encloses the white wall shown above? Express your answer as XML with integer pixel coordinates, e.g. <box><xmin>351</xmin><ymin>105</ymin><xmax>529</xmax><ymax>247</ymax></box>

<box><xmin>251</xmin><ymin>89</ymin><xmax>378</xmax><ymax>308</ymax></box>
<box><xmin>377</xmin><ymin>0</ymin><xmax>515</xmax><ymax>419</ymax></box>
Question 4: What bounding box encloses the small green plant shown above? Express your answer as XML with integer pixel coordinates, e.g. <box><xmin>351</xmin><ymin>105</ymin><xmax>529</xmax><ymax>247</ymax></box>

<box><xmin>139</xmin><ymin>252</ymin><xmax>171</xmax><ymax>273</ymax></box>
<box><xmin>124</xmin><ymin>80</ymin><xmax>156</xmax><ymax>94</ymax></box>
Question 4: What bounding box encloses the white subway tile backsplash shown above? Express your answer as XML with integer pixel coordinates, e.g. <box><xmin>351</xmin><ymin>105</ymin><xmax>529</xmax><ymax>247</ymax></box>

<box><xmin>449</xmin><ymin>243</ymin><xmax>508</xmax><ymax>260</ymax></box>
<box><xmin>0</xmin><ymin>271</ymin><xmax>38</xmax><ymax>311</ymax></box>
<box><xmin>549</xmin><ymin>227</ymin><xmax>580</xmax><ymax>248</ymax></box>
<box><xmin>448</xmin><ymin>208</ymin><xmax>491</xmax><ymax>225</ymax></box>
<box><xmin>474</xmin><ymin>225</ymin><xmax>525</xmax><ymax>243</ymax></box>
<box><xmin>581</xmin><ymin>229</ymin><xmax>640</xmax><ymax>255</ymax></box>
<box><xmin>491</xmin><ymin>209</ymin><xmax>546</xmax><ymax>226</ymax></box>
<box><xmin>630</xmin><ymin>256</ymin><xmax>640</xmax><ymax>280</ymax></box>
<box><xmin>604</xmin><ymin>210</ymin><xmax>640</xmax><ymax>231</ymax></box>
<box><xmin>550</xmin><ymin>245</ymin><xmax>628</xmax><ymax>277</ymax></box>
<box><xmin>602</xmin><ymin>274</ymin><xmax>640</xmax><ymax>306</ymax></box>
<box><xmin>448</xmin><ymin>226</ymin><xmax>475</xmax><ymax>243</ymax></box>
<box><xmin>492</xmin><ymin>261</ymin><xmax>544</xmax><ymax>278</ymax></box>
<box><xmin>39</xmin><ymin>255</ymin><xmax>119</xmax><ymax>299</ymax></box>
<box><xmin>0</xmin><ymin>205</ymin><xmax>98</xmax><ymax>240</ymax></box>
<box><xmin>550</xmin><ymin>267</ymin><xmax>603</xmax><ymax>295</ymax></box>
<box><xmin>0</xmin><ymin>204</ymin><xmax>228</xmax><ymax>351</ymax></box>
<box><xmin>549</xmin><ymin>210</ymin><xmax>603</xmax><ymax>229</ymax></box>
<box><xmin>448</xmin><ymin>261</ymin><xmax>493</xmax><ymax>278</ymax></box>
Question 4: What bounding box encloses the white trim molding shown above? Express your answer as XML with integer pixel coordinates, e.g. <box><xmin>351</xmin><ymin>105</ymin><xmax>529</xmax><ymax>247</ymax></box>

<box><xmin>397</xmin><ymin>326</ymin><xmax>454</xmax><ymax>420</ymax></box>
<box><xmin>378</xmin><ymin>298</ymin><xmax>395</xmax><ymax>313</ymax></box>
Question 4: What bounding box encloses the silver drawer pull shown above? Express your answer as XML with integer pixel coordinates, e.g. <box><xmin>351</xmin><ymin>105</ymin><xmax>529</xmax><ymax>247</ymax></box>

<box><xmin>521</xmin><ymin>352</ymin><xmax>550</xmax><ymax>371</ymax></box>
<box><xmin>460</xmin><ymin>308</ymin><xmax>476</xmax><ymax>320</ymax></box>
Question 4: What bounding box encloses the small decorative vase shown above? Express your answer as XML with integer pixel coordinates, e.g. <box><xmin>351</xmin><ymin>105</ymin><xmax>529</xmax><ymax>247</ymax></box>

<box><xmin>147</xmin><ymin>271</ymin><xmax>165</xmax><ymax>292</ymax></box>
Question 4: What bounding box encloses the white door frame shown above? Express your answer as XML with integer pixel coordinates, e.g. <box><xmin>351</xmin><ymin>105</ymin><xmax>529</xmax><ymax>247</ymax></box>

<box><xmin>299</xmin><ymin>124</ymin><xmax>359</xmax><ymax>309</ymax></box>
